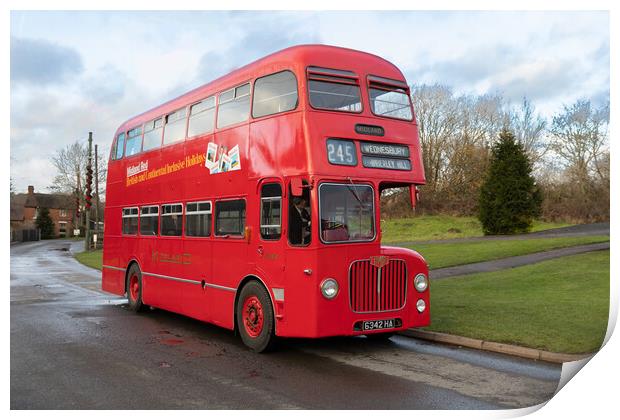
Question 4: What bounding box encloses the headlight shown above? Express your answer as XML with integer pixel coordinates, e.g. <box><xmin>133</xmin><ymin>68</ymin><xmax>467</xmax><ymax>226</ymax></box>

<box><xmin>320</xmin><ymin>278</ymin><xmax>339</xmax><ymax>299</ymax></box>
<box><xmin>416</xmin><ymin>299</ymin><xmax>426</xmax><ymax>313</ymax></box>
<box><xmin>414</xmin><ymin>273</ymin><xmax>428</xmax><ymax>292</ymax></box>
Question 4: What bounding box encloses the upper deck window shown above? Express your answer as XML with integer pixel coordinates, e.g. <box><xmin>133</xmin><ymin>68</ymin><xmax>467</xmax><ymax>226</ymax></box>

<box><xmin>114</xmin><ymin>132</ymin><xmax>125</xmax><ymax>160</ymax></box>
<box><xmin>307</xmin><ymin>66</ymin><xmax>362</xmax><ymax>113</ymax></box>
<box><xmin>368</xmin><ymin>75</ymin><xmax>413</xmax><ymax>121</ymax></box>
<box><xmin>125</xmin><ymin>126</ymin><xmax>143</xmax><ymax>157</ymax></box>
<box><xmin>217</xmin><ymin>83</ymin><xmax>251</xmax><ymax>128</ymax></box>
<box><xmin>188</xmin><ymin>96</ymin><xmax>216</xmax><ymax>137</ymax></box>
<box><xmin>252</xmin><ymin>71</ymin><xmax>298</xmax><ymax>118</ymax></box>
<box><xmin>163</xmin><ymin>108</ymin><xmax>187</xmax><ymax>145</ymax></box>
<box><xmin>143</xmin><ymin>118</ymin><xmax>163</xmax><ymax>151</ymax></box>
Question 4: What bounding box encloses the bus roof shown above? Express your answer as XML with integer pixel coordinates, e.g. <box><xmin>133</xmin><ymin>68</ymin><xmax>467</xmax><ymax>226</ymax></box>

<box><xmin>116</xmin><ymin>44</ymin><xmax>407</xmax><ymax>134</ymax></box>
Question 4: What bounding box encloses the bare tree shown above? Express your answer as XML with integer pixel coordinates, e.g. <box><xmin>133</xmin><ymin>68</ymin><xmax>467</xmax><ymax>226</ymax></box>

<box><xmin>411</xmin><ymin>84</ymin><xmax>460</xmax><ymax>192</ymax></box>
<box><xmin>50</xmin><ymin>141</ymin><xmax>88</xmax><ymax>194</ymax></box>
<box><xmin>539</xmin><ymin>100</ymin><xmax>610</xmax><ymax>222</ymax></box>
<box><xmin>50</xmin><ymin>140</ymin><xmax>107</xmax><ymax>200</ymax></box>
<box><xmin>509</xmin><ymin>98</ymin><xmax>548</xmax><ymax>165</ymax></box>
<box><xmin>94</xmin><ymin>148</ymin><xmax>108</xmax><ymax>202</ymax></box>
<box><xmin>410</xmin><ymin>85</ymin><xmax>507</xmax><ymax>214</ymax></box>
<box><xmin>549</xmin><ymin>99</ymin><xmax>609</xmax><ymax>183</ymax></box>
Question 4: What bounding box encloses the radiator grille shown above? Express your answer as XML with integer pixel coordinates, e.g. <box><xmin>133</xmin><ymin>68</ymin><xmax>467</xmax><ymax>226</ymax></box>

<box><xmin>349</xmin><ymin>259</ymin><xmax>407</xmax><ymax>313</ymax></box>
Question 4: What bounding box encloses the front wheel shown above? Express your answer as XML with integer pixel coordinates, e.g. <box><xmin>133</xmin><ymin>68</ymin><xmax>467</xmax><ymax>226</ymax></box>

<box><xmin>126</xmin><ymin>264</ymin><xmax>144</xmax><ymax>312</ymax></box>
<box><xmin>236</xmin><ymin>281</ymin><xmax>276</xmax><ymax>352</ymax></box>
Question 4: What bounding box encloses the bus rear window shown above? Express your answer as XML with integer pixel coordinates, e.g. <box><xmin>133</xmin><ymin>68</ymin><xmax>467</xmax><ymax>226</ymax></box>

<box><xmin>308</xmin><ymin>67</ymin><xmax>361</xmax><ymax>113</ymax></box>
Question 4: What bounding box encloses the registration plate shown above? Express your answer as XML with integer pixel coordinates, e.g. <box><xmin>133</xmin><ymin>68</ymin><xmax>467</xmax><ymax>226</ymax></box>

<box><xmin>362</xmin><ymin>319</ymin><xmax>395</xmax><ymax>331</ymax></box>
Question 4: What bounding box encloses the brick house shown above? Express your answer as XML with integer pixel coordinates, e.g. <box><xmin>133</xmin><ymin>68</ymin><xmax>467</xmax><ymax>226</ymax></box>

<box><xmin>10</xmin><ymin>185</ymin><xmax>76</xmax><ymax>238</ymax></box>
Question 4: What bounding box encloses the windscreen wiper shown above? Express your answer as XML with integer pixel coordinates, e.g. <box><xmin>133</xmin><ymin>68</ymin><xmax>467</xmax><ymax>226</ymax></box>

<box><xmin>346</xmin><ymin>177</ymin><xmax>365</xmax><ymax>207</ymax></box>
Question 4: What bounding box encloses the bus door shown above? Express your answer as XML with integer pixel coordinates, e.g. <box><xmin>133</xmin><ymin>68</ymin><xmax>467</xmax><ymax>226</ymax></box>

<box><xmin>283</xmin><ymin>178</ymin><xmax>315</xmax><ymax>326</ymax></box>
<box><xmin>253</xmin><ymin>182</ymin><xmax>285</xmax><ymax>284</ymax></box>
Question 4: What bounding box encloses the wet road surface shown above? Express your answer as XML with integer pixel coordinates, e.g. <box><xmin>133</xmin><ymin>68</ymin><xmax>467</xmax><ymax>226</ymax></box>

<box><xmin>11</xmin><ymin>240</ymin><xmax>562</xmax><ymax>409</ymax></box>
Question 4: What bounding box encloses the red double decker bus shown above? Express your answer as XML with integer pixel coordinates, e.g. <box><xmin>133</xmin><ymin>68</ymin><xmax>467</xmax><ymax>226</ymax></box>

<box><xmin>102</xmin><ymin>45</ymin><xmax>429</xmax><ymax>352</ymax></box>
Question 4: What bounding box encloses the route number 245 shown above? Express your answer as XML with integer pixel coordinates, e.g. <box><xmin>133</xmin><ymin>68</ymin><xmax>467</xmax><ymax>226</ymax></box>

<box><xmin>327</xmin><ymin>140</ymin><xmax>357</xmax><ymax>166</ymax></box>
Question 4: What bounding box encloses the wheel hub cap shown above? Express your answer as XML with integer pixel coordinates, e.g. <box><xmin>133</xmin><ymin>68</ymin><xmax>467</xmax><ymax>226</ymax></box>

<box><xmin>243</xmin><ymin>296</ymin><xmax>264</xmax><ymax>338</ymax></box>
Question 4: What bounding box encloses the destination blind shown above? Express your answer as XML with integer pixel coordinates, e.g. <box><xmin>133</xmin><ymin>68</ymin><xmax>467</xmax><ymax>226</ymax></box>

<box><xmin>360</xmin><ymin>141</ymin><xmax>411</xmax><ymax>171</ymax></box>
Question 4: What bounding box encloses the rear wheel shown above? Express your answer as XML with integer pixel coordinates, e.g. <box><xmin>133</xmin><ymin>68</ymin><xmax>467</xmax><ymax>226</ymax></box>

<box><xmin>236</xmin><ymin>281</ymin><xmax>275</xmax><ymax>352</ymax></box>
<box><xmin>126</xmin><ymin>264</ymin><xmax>144</xmax><ymax>312</ymax></box>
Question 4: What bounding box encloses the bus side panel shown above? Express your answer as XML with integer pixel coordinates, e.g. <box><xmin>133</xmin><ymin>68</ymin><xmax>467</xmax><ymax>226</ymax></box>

<box><xmin>102</xmin><ymin>203</ymin><xmax>125</xmax><ymax>295</ymax></box>
<box><xmin>206</xmin><ymin>288</ymin><xmax>235</xmax><ymax>330</ymax></box>
<box><xmin>101</xmin><ymin>237</ymin><xmax>125</xmax><ymax>295</ymax></box>
<box><xmin>202</xmin><ymin>124</ymin><xmax>250</xmax><ymax>330</ymax></box>
<box><xmin>248</xmin><ymin>112</ymin><xmax>303</xmax><ymax>178</ymax></box>
<box><xmin>272</xmin><ymin>248</ymin><xmax>319</xmax><ymax>338</ymax></box>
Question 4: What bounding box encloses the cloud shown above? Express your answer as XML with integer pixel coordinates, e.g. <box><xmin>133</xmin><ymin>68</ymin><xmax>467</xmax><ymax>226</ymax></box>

<box><xmin>81</xmin><ymin>64</ymin><xmax>127</xmax><ymax>105</ymax></box>
<box><xmin>11</xmin><ymin>36</ymin><xmax>84</xmax><ymax>86</ymax></box>
<box><xmin>195</xmin><ymin>21</ymin><xmax>319</xmax><ymax>86</ymax></box>
<box><xmin>8</xmin><ymin>11</ymin><xmax>608</xmax><ymax>194</ymax></box>
<box><xmin>411</xmin><ymin>39</ymin><xmax>605</xmax><ymax>109</ymax></box>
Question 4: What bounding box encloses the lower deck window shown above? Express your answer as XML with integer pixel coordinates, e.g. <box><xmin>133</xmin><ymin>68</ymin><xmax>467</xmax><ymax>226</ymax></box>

<box><xmin>260</xmin><ymin>184</ymin><xmax>282</xmax><ymax>240</ymax></box>
<box><xmin>122</xmin><ymin>207</ymin><xmax>139</xmax><ymax>235</ymax></box>
<box><xmin>186</xmin><ymin>201</ymin><xmax>212</xmax><ymax>237</ymax></box>
<box><xmin>215</xmin><ymin>199</ymin><xmax>246</xmax><ymax>236</ymax></box>
<box><xmin>140</xmin><ymin>206</ymin><xmax>159</xmax><ymax>235</ymax></box>
<box><xmin>161</xmin><ymin>204</ymin><xmax>183</xmax><ymax>236</ymax></box>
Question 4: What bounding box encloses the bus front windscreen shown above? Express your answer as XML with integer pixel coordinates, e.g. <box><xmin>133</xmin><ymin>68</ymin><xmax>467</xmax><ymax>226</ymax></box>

<box><xmin>308</xmin><ymin>80</ymin><xmax>362</xmax><ymax>113</ymax></box>
<box><xmin>369</xmin><ymin>87</ymin><xmax>413</xmax><ymax>120</ymax></box>
<box><xmin>319</xmin><ymin>183</ymin><xmax>375</xmax><ymax>243</ymax></box>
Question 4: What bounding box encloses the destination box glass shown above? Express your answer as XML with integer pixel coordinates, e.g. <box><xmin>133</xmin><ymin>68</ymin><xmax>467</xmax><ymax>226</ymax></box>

<box><xmin>360</xmin><ymin>142</ymin><xmax>409</xmax><ymax>158</ymax></box>
<box><xmin>362</xmin><ymin>156</ymin><xmax>412</xmax><ymax>171</ymax></box>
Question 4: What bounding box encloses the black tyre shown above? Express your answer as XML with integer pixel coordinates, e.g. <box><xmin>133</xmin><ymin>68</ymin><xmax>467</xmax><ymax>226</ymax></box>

<box><xmin>366</xmin><ymin>332</ymin><xmax>394</xmax><ymax>341</ymax></box>
<box><xmin>236</xmin><ymin>281</ymin><xmax>276</xmax><ymax>352</ymax></box>
<box><xmin>126</xmin><ymin>264</ymin><xmax>144</xmax><ymax>312</ymax></box>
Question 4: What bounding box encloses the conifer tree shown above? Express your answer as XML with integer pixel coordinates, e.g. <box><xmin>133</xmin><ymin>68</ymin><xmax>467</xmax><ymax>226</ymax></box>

<box><xmin>479</xmin><ymin>129</ymin><xmax>542</xmax><ymax>234</ymax></box>
<box><xmin>35</xmin><ymin>207</ymin><xmax>55</xmax><ymax>239</ymax></box>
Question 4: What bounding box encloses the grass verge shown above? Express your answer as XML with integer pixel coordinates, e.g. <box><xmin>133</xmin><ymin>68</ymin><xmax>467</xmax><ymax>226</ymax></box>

<box><xmin>381</xmin><ymin>215</ymin><xmax>570</xmax><ymax>243</ymax></box>
<box><xmin>424</xmin><ymin>250</ymin><xmax>609</xmax><ymax>354</ymax></box>
<box><xmin>409</xmin><ymin>235</ymin><xmax>609</xmax><ymax>269</ymax></box>
<box><xmin>75</xmin><ymin>249</ymin><xmax>103</xmax><ymax>271</ymax></box>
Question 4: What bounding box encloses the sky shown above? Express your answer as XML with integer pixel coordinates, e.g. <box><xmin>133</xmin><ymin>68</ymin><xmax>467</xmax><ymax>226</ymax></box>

<box><xmin>9</xmin><ymin>10</ymin><xmax>610</xmax><ymax>193</ymax></box>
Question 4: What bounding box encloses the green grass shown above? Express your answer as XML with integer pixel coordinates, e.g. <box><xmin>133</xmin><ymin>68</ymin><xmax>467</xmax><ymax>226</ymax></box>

<box><xmin>409</xmin><ymin>235</ymin><xmax>609</xmax><ymax>269</ymax></box>
<box><xmin>425</xmin><ymin>250</ymin><xmax>610</xmax><ymax>354</ymax></box>
<box><xmin>75</xmin><ymin>249</ymin><xmax>103</xmax><ymax>271</ymax></box>
<box><xmin>381</xmin><ymin>215</ymin><xmax>571</xmax><ymax>243</ymax></box>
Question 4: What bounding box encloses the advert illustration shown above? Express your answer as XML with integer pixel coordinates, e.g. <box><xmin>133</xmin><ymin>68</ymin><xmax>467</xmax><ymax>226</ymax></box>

<box><xmin>205</xmin><ymin>142</ymin><xmax>242</xmax><ymax>175</ymax></box>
